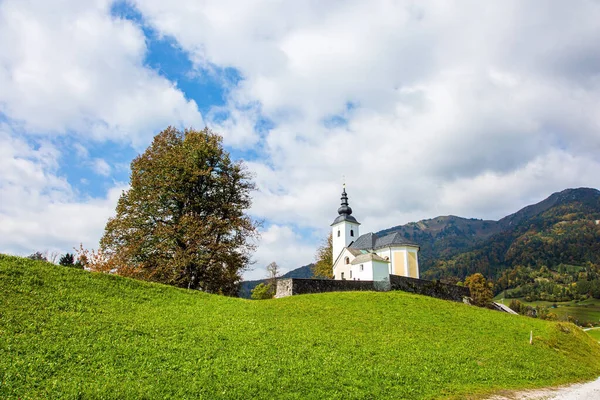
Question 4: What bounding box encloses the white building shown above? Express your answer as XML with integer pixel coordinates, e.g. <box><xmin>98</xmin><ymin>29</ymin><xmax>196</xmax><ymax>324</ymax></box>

<box><xmin>331</xmin><ymin>187</ymin><xmax>420</xmax><ymax>281</ymax></box>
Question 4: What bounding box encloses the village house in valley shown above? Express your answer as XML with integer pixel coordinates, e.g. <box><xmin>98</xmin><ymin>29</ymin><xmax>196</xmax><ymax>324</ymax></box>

<box><xmin>332</xmin><ymin>186</ymin><xmax>420</xmax><ymax>281</ymax></box>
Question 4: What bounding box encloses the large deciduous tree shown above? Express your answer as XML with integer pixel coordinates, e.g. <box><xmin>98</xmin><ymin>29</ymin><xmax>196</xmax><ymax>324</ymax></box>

<box><xmin>312</xmin><ymin>233</ymin><xmax>333</xmax><ymax>279</ymax></box>
<box><xmin>99</xmin><ymin>127</ymin><xmax>258</xmax><ymax>295</ymax></box>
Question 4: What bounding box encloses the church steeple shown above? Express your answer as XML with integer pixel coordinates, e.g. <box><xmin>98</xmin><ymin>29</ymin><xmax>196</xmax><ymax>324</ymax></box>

<box><xmin>331</xmin><ymin>185</ymin><xmax>360</xmax><ymax>264</ymax></box>
<box><xmin>331</xmin><ymin>185</ymin><xmax>359</xmax><ymax>226</ymax></box>
<box><xmin>337</xmin><ymin>187</ymin><xmax>353</xmax><ymax>217</ymax></box>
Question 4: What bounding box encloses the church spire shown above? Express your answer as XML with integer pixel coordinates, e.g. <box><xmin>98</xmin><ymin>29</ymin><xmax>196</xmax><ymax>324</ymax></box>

<box><xmin>338</xmin><ymin>186</ymin><xmax>353</xmax><ymax>217</ymax></box>
<box><xmin>331</xmin><ymin>185</ymin><xmax>359</xmax><ymax>226</ymax></box>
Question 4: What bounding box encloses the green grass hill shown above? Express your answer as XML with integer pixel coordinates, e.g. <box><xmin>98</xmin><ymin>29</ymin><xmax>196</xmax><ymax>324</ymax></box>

<box><xmin>2</xmin><ymin>255</ymin><xmax>600</xmax><ymax>399</ymax></box>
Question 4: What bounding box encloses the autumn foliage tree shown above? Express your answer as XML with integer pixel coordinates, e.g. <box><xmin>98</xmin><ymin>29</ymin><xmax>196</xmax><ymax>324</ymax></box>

<box><xmin>312</xmin><ymin>233</ymin><xmax>333</xmax><ymax>279</ymax></box>
<box><xmin>99</xmin><ymin>127</ymin><xmax>258</xmax><ymax>295</ymax></box>
<box><xmin>464</xmin><ymin>273</ymin><xmax>494</xmax><ymax>307</ymax></box>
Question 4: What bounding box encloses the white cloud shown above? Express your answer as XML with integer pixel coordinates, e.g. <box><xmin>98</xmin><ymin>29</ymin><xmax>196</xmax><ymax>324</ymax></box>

<box><xmin>0</xmin><ymin>0</ymin><xmax>203</xmax><ymax>145</ymax></box>
<box><xmin>0</xmin><ymin>0</ymin><xmax>202</xmax><ymax>263</ymax></box>
<box><xmin>73</xmin><ymin>143</ymin><xmax>90</xmax><ymax>159</ymax></box>
<box><xmin>131</xmin><ymin>0</ymin><xmax>600</xmax><ymax>240</ymax></box>
<box><xmin>92</xmin><ymin>158</ymin><xmax>111</xmax><ymax>177</ymax></box>
<box><xmin>0</xmin><ymin>126</ymin><xmax>124</xmax><ymax>257</ymax></box>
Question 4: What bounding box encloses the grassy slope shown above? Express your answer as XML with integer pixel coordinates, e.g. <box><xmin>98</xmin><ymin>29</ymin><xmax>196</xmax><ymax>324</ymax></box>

<box><xmin>2</xmin><ymin>255</ymin><xmax>600</xmax><ymax>399</ymax></box>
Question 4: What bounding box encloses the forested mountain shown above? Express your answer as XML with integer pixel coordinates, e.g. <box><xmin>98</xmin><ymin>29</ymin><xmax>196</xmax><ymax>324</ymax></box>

<box><xmin>421</xmin><ymin>188</ymin><xmax>600</xmax><ymax>281</ymax></box>
<box><xmin>377</xmin><ymin>216</ymin><xmax>502</xmax><ymax>273</ymax></box>
<box><xmin>378</xmin><ymin>188</ymin><xmax>600</xmax><ymax>276</ymax></box>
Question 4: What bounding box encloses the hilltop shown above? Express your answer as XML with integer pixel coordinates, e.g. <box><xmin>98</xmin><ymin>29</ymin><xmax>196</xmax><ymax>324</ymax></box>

<box><xmin>2</xmin><ymin>255</ymin><xmax>600</xmax><ymax>399</ymax></box>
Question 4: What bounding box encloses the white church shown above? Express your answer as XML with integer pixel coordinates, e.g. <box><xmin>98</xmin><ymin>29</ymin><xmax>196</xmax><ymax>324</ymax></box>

<box><xmin>331</xmin><ymin>186</ymin><xmax>420</xmax><ymax>281</ymax></box>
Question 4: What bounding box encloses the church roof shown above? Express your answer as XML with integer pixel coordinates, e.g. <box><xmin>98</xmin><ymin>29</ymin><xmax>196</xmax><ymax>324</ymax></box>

<box><xmin>350</xmin><ymin>253</ymin><xmax>389</xmax><ymax>265</ymax></box>
<box><xmin>331</xmin><ymin>214</ymin><xmax>359</xmax><ymax>225</ymax></box>
<box><xmin>349</xmin><ymin>232</ymin><xmax>377</xmax><ymax>250</ymax></box>
<box><xmin>350</xmin><ymin>232</ymin><xmax>419</xmax><ymax>250</ymax></box>
<box><xmin>347</xmin><ymin>248</ymin><xmax>363</xmax><ymax>257</ymax></box>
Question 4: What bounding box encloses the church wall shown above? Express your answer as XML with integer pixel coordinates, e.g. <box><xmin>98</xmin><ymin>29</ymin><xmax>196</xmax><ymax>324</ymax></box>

<box><xmin>334</xmin><ymin>262</ymin><xmax>351</xmax><ymax>280</ymax></box>
<box><xmin>392</xmin><ymin>250</ymin><xmax>407</xmax><ymax>276</ymax></box>
<box><xmin>350</xmin><ymin>261</ymin><xmax>373</xmax><ymax>281</ymax></box>
<box><xmin>375</xmin><ymin>249</ymin><xmax>392</xmax><ymax>273</ymax></box>
<box><xmin>333</xmin><ymin>248</ymin><xmax>355</xmax><ymax>280</ymax></box>
<box><xmin>372</xmin><ymin>261</ymin><xmax>390</xmax><ymax>281</ymax></box>
<box><xmin>332</xmin><ymin>221</ymin><xmax>359</xmax><ymax>263</ymax></box>
<box><xmin>408</xmin><ymin>251</ymin><xmax>419</xmax><ymax>278</ymax></box>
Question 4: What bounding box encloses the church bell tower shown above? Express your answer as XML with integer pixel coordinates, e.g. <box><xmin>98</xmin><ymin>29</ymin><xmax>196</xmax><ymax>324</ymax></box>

<box><xmin>331</xmin><ymin>185</ymin><xmax>360</xmax><ymax>263</ymax></box>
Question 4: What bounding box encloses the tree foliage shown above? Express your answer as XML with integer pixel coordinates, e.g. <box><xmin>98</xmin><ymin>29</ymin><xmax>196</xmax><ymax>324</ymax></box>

<box><xmin>59</xmin><ymin>253</ymin><xmax>75</xmax><ymax>266</ymax></box>
<box><xmin>312</xmin><ymin>233</ymin><xmax>333</xmax><ymax>279</ymax></box>
<box><xmin>250</xmin><ymin>282</ymin><xmax>274</xmax><ymax>300</ymax></box>
<box><xmin>99</xmin><ymin>127</ymin><xmax>258</xmax><ymax>295</ymax></box>
<box><xmin>464</xmin><ymin>273</ymin><xmax>493</xmax><ymax>307</ymax></box>
<box><xmin>508</xmin><ymin>299</ymin><xmax>558</xmax><ymax>321</ymax></box>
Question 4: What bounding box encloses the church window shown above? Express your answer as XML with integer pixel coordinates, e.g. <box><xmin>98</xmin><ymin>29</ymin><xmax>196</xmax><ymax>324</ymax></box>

<box><xmin>360</xmin><ymin>264</ymin><xmax>364</xmax><ymax>271</ymax></box>
<box><xmin>350</xmin><ymin>270</ymin><xmax>352</xmax><ymax>278</ymax></box>
<box><xmin>341</xmin><ymin>272</ymin><xmax>345</xmax><ymax>280</ymax></box>
<box><xmin>337</xmin><ymin>230</ymin><xmax>340</xmax><ymax>237</ymax></box>
<box><xmin>350</xmin><ymin>229</ymin><xmax>354</xmax><ymax>237</ymax></box>
<box><xmin>345</xmin><ymin>257</ymin><xmax>350</xmax><ymax>265</ymax></box>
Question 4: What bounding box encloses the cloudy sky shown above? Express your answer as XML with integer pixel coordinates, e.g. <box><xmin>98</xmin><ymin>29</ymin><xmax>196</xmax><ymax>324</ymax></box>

<box><xmin>2</xmin><ymin>0</ymin><xmax>600</xmax><ymax>279</ymax></box>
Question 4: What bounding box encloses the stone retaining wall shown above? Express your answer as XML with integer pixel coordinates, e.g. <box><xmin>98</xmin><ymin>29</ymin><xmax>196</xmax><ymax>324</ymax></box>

<box><xmin>274</xmin><ymin>278</ymin><xmax>381</xmax><ymax>298</ymax></box>
<box><xmin>275</xmin><ymin>275</ymin><xmax>470</xmax><ymax>303</ymax></box>
<box><xmin>388</xmin><ymin>274</ymin><xmax>470</xmax><ymax>302</ymax></box>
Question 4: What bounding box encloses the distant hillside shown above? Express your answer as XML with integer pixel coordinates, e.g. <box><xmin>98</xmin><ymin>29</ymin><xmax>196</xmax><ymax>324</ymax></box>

<box><xmin>377</xmin><ymin>215</ymin><xmax>502</xmax><ymax>273</ymax></box>
<box><xmin>2</xmin><ymin>254</ymin><xmax>600</xmax><ymax>399</ymax></box>
<box><xmin>239</xmin><ymin>264</ymin><xmax>313</xmax><ymax>298</ymax></box>
<box><xmin>423</xmin><ymin>188</ymin><xmax>600</xmax><ymax>280</ymax></box>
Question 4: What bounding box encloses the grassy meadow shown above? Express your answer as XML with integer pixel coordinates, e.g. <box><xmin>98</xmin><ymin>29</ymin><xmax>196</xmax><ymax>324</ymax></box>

<box><xmin>587</xmin><ymin>328</ymin><xmax>600</xmax><ymax>341</ymax></box>
<box><xmin>2</xmin><ymin>254</ymin><xmax>600</xmax><ymax>399</ymax></box>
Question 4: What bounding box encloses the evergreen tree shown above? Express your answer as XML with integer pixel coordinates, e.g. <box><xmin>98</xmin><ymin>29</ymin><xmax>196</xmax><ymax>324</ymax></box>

<box><xmin>59</xmin><ymin>253</ymin><xmax>75</xmax><ymax>266</ymax></box>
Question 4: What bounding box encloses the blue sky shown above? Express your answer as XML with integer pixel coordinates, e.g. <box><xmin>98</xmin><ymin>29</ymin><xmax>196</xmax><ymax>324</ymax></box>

<box><xmin>2</xmin><ymin>0</ymin><xmax>600</xmax><ymax>280</ymax></box>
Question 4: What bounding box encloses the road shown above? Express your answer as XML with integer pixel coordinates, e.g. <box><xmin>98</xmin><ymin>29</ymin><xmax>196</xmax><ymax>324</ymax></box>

<box><xmin>487</xmin><ymin>377</ymin><xmax>600</xmax><ymax>400</ymax></box>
